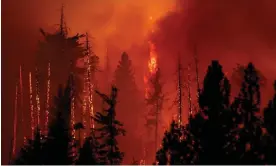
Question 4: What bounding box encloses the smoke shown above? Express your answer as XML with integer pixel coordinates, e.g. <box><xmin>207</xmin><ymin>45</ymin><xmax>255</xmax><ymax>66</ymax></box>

<box><xmin>150</xmin><ymin>0</ymin><xmax>276</xmax><ymax>79</ymax></box>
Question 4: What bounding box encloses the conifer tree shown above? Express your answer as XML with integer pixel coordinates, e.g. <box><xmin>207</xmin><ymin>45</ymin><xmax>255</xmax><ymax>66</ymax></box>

<box><xmin>194</xmin><ymin>60</ymin><xmax>232</xmax><ymax>164</ymax></box>
<box><xmin>36</xmin><ymin>6</ymin><xmax>85</xmax><ymax>124</ymax></box>
<box><xmin>228</xmin><ymin>63</ymin><xmax>265</xmax><ymax>164</ymax></box>
<box><xmin>43</xmin><ymin>76</ymin><xmax>76</xmax><ymax>165</ymax></box>
<box><xmin>13</xmin><ymin>128</ymin><xmax>45</xmax><ymax>165</ymax></box>
<box><xmin>263</xmin><ymin>81</ymin><xmax>276</xmax><ymax>164</ymax></box>
<box><xmin>114</xmin><ymin>52</ymin><xmax>142</xmax><ymax>161</ymax></box>
<box><xmin>264</xmin><ymin>80</ymin><xmax>276</xmax><ymax>139</ymax></box>
<box><xmin>145</xmin><ymin>68</ymin><xmax>165</xmax><ymax>154</ymax></box>
<box><xmin>76</xmin><ymin>136</ymin><xmax>99</xmax><ymax>165</ymax></box>
<box><xmin>114</xmin><ymin>52</ymin><xmax>140</xmax><ymax>119</ymax></box>
<box><xmin>93</xmin><ymin>86</ymin><xmax>126</xmax><ymax>165</ymax></box>
<box><xmin>156</xmin><ymin>120</ymin><xmax>199</xmax><ymax>165</ymax></box>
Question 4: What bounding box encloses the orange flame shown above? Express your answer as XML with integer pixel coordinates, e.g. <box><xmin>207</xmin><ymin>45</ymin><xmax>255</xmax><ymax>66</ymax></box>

<box><xmin>148</xmin><ymin>41</ymin><xmax>158</xmax><ymax>74</ymax></box>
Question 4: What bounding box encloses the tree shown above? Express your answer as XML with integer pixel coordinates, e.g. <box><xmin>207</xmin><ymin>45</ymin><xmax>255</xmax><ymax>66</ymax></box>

<box><xmin>263</xmin><ymin>80</ymin><xmax>276</xmax><ymax>164</ymax></box>
<box><xmin>13</xmin><ymin>128</ymin><xmax>45</xmax><ymax>165</ymax></box>
<box><xmin>43</xmin><ymin>76</ymin><xmax>76</xmax><ymax>165</ymax></box>
<box><xmin>228</xmin><ymin>63</ymin><xmax>265</xmax><ymax>164</ymax></box>
<box><xmin>156</xmin><ymin>120</ymin><xmax>197</xmax><ymax>165</ymax></box>
<box><xmin>264</xmin><ymin>80</ymin><xmax>276</xmax><ymax>139</ymax></box>
<box><xmin>145</xmin><ymin>68</ymin><xmax>165</xmax><ymax>155</ymax></box>
<box><xmin>36</xmin><ymin>6</ymin><xmax>85</xmax><ymax>126</ymax></box>
<box><xmin>194</xmin><ymin>60</ymin><xmax>232</xmax><ymax>164</ymax></box>
<box><xmin>76</xmin><ymin>136</ymin><xmax>99</xmax><ymax>165</ymax></box>
<box><xmin>114</xmin><ymin>52</ymin><xmax>140</xmax><ymax>120</ymax></box>
<box><xmin>93</xmin><ymin>86</ymin><xmax>126</xmax><ymax>164</ymax></box>
<box><xmin>114</xmin><ymin>52</ymin><xmax>142</xmax><ymax>162</ymax></box>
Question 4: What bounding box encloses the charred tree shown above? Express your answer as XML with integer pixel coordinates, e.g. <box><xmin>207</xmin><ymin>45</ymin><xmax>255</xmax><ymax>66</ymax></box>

<box><xmin>227</xmin><ymin>63</ymin><xmax>265</xmax><ymax>164</ymax></box>
<box><xmin>36</xmin><ymin>5</ymin><xmax>85</xmax><ymax>126</ymax></box>
<box><xmin>43</xmin><ymin>75</ymin><xmax>76</xmax><ymax>165</ymax></box>
<box><xmin>93</xmin><ymin>86</ymin><xmax>126</xmax><ymax>165</ymax></box>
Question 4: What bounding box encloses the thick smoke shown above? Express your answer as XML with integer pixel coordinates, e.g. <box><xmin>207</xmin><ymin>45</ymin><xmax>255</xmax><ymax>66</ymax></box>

<box><xmin>150</xmin><ymin>0</ymin><xmax>276</xmax><ymax>79</ymax></box>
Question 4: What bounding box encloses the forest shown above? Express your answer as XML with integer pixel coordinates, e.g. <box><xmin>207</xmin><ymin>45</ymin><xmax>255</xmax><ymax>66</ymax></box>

<box><xmin>7</xmin><ymin>7</ymin><xmax>276</xmax><ymax>165</ymax></box>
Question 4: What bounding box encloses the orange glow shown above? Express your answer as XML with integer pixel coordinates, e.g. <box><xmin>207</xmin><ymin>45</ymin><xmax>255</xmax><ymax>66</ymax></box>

<box><xmin>148</xmin><ymin>41</ymin><xmax>158</xmax><ymax>74</ymax></box>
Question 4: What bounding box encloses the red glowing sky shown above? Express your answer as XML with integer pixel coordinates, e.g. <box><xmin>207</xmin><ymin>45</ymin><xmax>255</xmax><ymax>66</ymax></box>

<box><xmin>2</xmin><ymin>0</ymin><xmax>276</xmax><ymax>164</ymax></box>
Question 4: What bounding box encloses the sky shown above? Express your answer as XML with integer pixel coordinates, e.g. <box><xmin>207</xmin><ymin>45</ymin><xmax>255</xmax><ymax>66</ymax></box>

<box><xmin>2</xmin><ymin>0</ymin><xmax>276</xmax><ymax>164</ymax></box>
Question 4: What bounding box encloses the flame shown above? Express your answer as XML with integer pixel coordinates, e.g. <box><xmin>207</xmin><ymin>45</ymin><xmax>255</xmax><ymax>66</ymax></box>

<box><xmin>148</xmin><ymin>41</ymin><xmax>158</xmax><ymax>74</ymax></box>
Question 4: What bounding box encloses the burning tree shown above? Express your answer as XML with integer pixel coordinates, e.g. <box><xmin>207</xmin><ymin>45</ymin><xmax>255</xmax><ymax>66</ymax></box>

<box><xmin>35</xmin><ymin>5</ymin><xmax>85</xmax><ymax>132</ymax></box>
<box><xmin>81</xmin><ymin>32</ymin><xmax>99</xmax><ymax>140</ymax></box>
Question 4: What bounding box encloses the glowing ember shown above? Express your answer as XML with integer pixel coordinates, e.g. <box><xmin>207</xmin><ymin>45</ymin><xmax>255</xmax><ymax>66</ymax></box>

<box><xmin>29</xmin><ymin>72</ymin><xmax>34</xmax><ymax>139</ymax></box>
<box><xmin>35</xmin><ymin>68</ymin><xmax>41</xmax><ymax>128</ymax></box>
<box><xmin>12</xmin><ymin>83</ymin><xmax>18</xmax><ymax>157</ymax></box>
<box><xmin>71</xmin><ymin>93</ymin><xmax>76</xmax><ymax>139</ymax></box>
<box><xmin>45</xmin><ymin>62</ymin><xmax>51</xmax><ymax>134</ymax></box>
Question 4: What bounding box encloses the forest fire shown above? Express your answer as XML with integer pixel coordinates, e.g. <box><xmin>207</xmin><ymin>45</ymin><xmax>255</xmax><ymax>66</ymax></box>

<box><xmin>3</xmin><ymin>0</ymin><xmax>276</xmax><ymax>165</ymax></box>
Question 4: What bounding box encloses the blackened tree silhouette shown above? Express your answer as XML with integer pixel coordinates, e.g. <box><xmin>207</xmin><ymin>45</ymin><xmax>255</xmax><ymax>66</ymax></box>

<box><xmin>228</xmin><ymin>63</ymin><xmax>265</xmax><ymax>164</ymax></box>
<box><xmin>36</xmin><ymin>6</ymin><xmax>85</xmax><ymax>125</ymax></box>
<box><xmin>13</xmin><ymin>128</ymin><xmax>45</xmax><ymax>165</ymax></box>
<box><xmin>264</xmin><ymin>80</ymin><xmax>276</xmax><ymax>140</ymax></box>
<box><xmin>263</xmin><ymin>80</ymin><xmax>276</xmax><ymax>164</ymax></box>
<box><xmin>194</xmin><ymin>60</ymin><xmax>232</xmax><ymax>164</ymax></box>
<box><xmin>76</xmin><ymin>136</ymin><xmax>99</xmax><ymax>165</ymax></box>
<box><xmin>93</xmin><ymin>86</ymin><xmax>126</xmax><ymax>165</ymax></box>
<box><xmin>145</xmin><ymin>68</ymin><xmax>165</xmax><ymax>155</ymax></box>
<box><xmin>43</xmin><ymin>76</ymin><xmax>76</xmax><ymax>165</ymax></box>
<box><xmin>156</xmin><ymin>120</ymin><xmax>197</xmax><ymax>165</ymax></box>
<box><xmin>231</xmin><ymin>63</ymin><xmax>267</xmax><ymax>87</ymax></box>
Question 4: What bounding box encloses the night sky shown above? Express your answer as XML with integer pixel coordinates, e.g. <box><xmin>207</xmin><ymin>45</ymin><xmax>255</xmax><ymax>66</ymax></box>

<box><xmin>2</xmin><ymin>0</ymin><xmax>276</xmax><ymax>164</ymax></box>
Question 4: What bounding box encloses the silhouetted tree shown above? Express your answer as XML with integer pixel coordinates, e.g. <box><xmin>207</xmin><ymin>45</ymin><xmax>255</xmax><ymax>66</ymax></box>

<box><xmin>43</xmin><ymin>76</ymin><xmax>76</xmax><ymax>165</ymax></box>
<box><xmin>93</xmin><ymin>86</ymin><xmax>126</xmax><ymax>165</ymax></box>
<box><xmin>228</xmin><ymin>63</ymin><xmax>265</xmax><ymax>164</ymax></box>
<box><xmin>263</xmin><ymin>80</ymin><xmax>276</xmax><ymax>164</ymax></box>
<box><xmin>13</xmin><ymin>128</ymin><xmax>45</xmax><ymax>165</ymax></box>
<box><xmin>193</xmin><ymin>60</ymin><xmax>232</xmax><ymax>164</ymax></box>
<box><xmin>264</xmin><ymin>80</ymin><xmax>276</xmax><ymax>139</ymax></box>
<box><xmin>156</xmin><ymin>119</ymin><xmax>199</xmax><ymax>165</ymax></box>
<box><xmin>76</xmin><ymin>136</ymin><xmax>98</xmax><ymax>165</ymax></box>
<box><xmin>36</xmin><ymin>7</ymin><xmax>85</xmax><ymax>125</ymax></box>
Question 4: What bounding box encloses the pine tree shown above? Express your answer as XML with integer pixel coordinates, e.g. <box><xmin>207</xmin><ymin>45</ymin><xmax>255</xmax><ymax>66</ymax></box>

<box><xmin>93</xmin><ymin>86</ymin><xmax>126</xmax><ymax>165</ymax></box>
<box><xmin>114</xmin><ymin>52</ymin><xmax>140</xmax><ymax>118</ymax></box>
<box><xmin>264</xmin><ymin>80</ymin><xmax>276</xmax><ymax>139</ymax></box>
<box><xmin>76</xmin><ymin>136</ymin><xmax>99</xmax><ymax>165</ymax></box>
<box><xmin>228</xmin><ymin>63</ymin><xmax>265</xmax><ymax>164</ymax></box>
<box><xmin>145</xmin><ymin>68</ymin><xmax>165</xmax><ymax>154</ymax></box>
<box><xmin>114</xmin><ymin>52</ymin><xmax>142</xmax><ymax>162</ymax></box>
<box><xmin>263</xmin><ymin>80</ymin><xmax>276</xmax><ymax>164</ymax></box>
<box><xmin>13</xmin><ymin>128</ymin><xmax>45</xmax><ymax>165</ymax></box>
<box><xmin>194</xmin><ymin>60</ymin><xmax>232</xmax><ymax>164</ymax></box>
<box><xmin>156</xmin><ymin>120</ymin><xmax>199</xmax><ymax>165</ymax></box>
<box><xmin>36</xmin><ymin>6</ymin><xmax>85</xmax><ymax>125</ymax></box>
<box><xmin>43</xmin><ymin>76</ymin><xmax>76</xmax><ymax>165</ymax></box>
